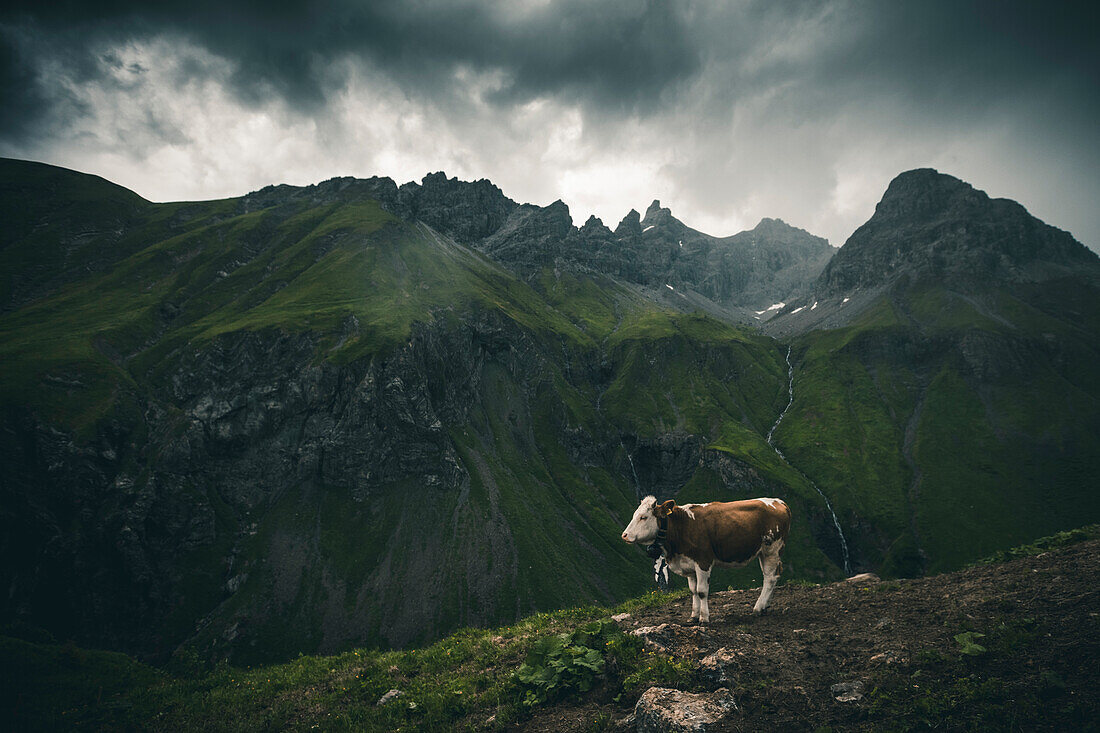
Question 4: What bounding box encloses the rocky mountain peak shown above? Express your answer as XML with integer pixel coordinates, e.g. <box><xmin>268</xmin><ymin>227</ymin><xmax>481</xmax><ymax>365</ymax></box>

<box><xmin>390</xmin><ymin>170</ymin><xmax>517</xmax><ymax>244</ymax></box>
<box><xmin>871</xmin><ymin>168</ymin><xmax>986</xmax><ymax>222</ymax></box>
<box><xmin>641</xmin><ymin>199</ymin><xmax>674</xmax><ymax>229</ymax></box>
<box><xmin>615</xmin><ymin>209</ymin><xmax>642</xmax><ymax>238</ymax></box>
<box><xmin>420</xmin><ymin>170</ymin><xmax>450</xmax><ymax>186</ymax></box>
<box><xmin>817</xmin><ymin>169</ymin><xmax>1099</xmax><ymax>296</ymax></box>
<box><xmin>546</xmin><ymin>198</ymin><xmax>572</xmax><ymax>221</ymax></box>
<box><xmin>745</xmin><ymin>217</ymin><xmax>828</xmax><ymax>246</ymax></box>
<box><xmin>581</xmin><ymin>214</ymin><xmax>612</xmax><ymax>237</ymax></box>
<box><xmin>752</xmin><ymin>217</ymin><xmax>791</xmax><ymax>234</ymax></box>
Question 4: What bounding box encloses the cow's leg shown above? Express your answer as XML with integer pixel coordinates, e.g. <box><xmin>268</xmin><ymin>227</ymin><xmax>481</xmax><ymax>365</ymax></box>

<box><xmin>686</xmin><ymin>574</ymin><xmax>700</xmax><ymax>621</ymax></box>
<box><xmin>753</xmin><ymin>541</ymin><xmax>784</xmax><ymax>614</ymax></box>
<box><xmin>694</xmin><ymin>565</ymin><xmax>712</xmax><ymax>624</ymax></box>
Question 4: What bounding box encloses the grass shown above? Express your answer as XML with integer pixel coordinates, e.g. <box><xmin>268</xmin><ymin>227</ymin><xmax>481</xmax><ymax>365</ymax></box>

<box><xmin>863</xmin><ymin>615</ymin><xmax>1063</xmax><ymax>731</ymax></box>
<box><xmin>8</xmin><ymin>524</ymin><xmax>1096</xmax><ymax>731</ymax></box>
<box><xmin>3</xmin><ymin>590</ymin><xmax>689</xmax><ymax>732</ymax></box>
<box><xmin>778</xmin><ymin>278</ymin><xmax>1100</xmax><ymax>575</ymax></box>
<box><xmin>968</xmin><ymin>525</ymin><xmax>1099</xmax><ymax>566</ymax></box>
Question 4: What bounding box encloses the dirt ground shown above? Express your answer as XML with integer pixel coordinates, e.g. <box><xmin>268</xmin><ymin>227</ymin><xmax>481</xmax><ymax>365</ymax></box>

<box><xmin>517</xmin><ymin>538</ymin><xmax>1100</xmax><ymax>732</ymax></box>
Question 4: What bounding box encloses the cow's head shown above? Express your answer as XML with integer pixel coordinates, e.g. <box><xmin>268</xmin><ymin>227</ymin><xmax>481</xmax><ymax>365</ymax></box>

<box><xmin>621</xmin><ymin>496</ymin><xmax>676</xmax><ymax>544</ymax></box>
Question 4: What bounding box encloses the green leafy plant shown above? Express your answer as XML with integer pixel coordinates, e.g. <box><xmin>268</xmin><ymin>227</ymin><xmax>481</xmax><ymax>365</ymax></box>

<box><xmin>953</xmin><ymin>631</ymin><xmax>987</xmax><ymax>656</ymax></box>
<box><xmin>514</xmin><ymin>620</ymin><xmax>621</xmax><ymax>707</ymax></box>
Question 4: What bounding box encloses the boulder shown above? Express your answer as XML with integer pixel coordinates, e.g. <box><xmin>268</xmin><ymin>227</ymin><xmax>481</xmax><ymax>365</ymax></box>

<box><xmin>634</xmin><ymin>687</ymin><xmax>734</xmax><ymax>732</ymax></box>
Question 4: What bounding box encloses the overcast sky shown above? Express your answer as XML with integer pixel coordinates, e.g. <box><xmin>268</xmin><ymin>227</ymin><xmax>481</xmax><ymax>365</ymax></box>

<box><xmin>2</xmin><ymin>0</ymin><xmax>1097</xmax><ymax>249</ymax></box>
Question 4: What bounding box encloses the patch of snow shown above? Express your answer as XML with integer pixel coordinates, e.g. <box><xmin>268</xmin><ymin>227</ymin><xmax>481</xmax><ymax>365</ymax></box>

<box><xmin>665</xmin><ymin>284</ymin><xmax>674</xmax><ymax>290</ymax></box>
<box><xmin>790</xmin><ymin>306</ymin><xmax>804</xmax><ymax>314</ymax></box>
<box><xmin>767</xmin><ymin>302</ymin><xmax>785</xmax><ymax>311</ymax></box>
<box><xmin>678</xmin><ymin>240</ymin><xmax>683</xmax><ymax>247</ymax></box>
<box><xmin>643</xmin><ymin>225</ymin><xmax>655</xmax><ymax>232</ymax></box>
<box><xmin>842</xmin><ymin>297</ymin><xmax>850</xmax><ymax>304</ymax></box>
<box><xmin>811</xmin><ymin>301</ymin><xmax>818</xmax><ymax>310</ymax></box>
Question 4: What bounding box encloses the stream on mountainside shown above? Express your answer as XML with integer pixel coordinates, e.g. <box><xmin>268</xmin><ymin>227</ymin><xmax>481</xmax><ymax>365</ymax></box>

<box><xmin>621</xmin><ymin>438</ymin><xmax>643</xmax><ymax>501</ymax></box>
<box><xmin>769</xmin><ymin>345</ymin><xmax>852</xmax><ymax>575</ymax></box>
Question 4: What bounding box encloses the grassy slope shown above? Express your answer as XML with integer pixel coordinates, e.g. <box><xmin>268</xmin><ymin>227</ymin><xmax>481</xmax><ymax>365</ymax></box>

<box><xmin>9</xmin><ymin>160</ymin><xmax>1095</xmax><ymax>667</ymax></box>
<box><xmin>778</xmin><ymin>281</ymin><xmax>1100</xmax><ymax>574</ymax></box>
<box><xmin>2</xmin><ymin>161</ymin><xmax>845</xmax><ymax>661</ymax></box>
<box><xmin>5</xmin><ymin>526</ymin><xmax>1095</xmax><ymax>732</ymax></box>
<box><xmin>2</xmin><ymin>590</ymin><xmax>686</xmax><ymax>732</ymax></box>
<box><xmin>0</xmin><ymin>159</ymin><xmax>154</xmax><ymax>306</ymax></box>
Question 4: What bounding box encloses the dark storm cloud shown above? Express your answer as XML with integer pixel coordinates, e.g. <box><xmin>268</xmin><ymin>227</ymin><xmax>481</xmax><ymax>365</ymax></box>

<box><xmin>0</xmin><ymin>0</ymin><xmax>703</xmax><ymax>138</ymax></box>
<box><xmin>820</xmin><ymin>1</ymin><xmax>1098</xmax><ymax>118</ymax></box>
<box><xmin>3</xmin><ymin>0</ymin><xmax>1096</xmax><ymax>139</ymax></box>
<box><xmin>677</xmin><ymin>0</ymin><xmax>1100</xmax><ymax>125</ymax></box>
<box><xmin>0</xmin><ymin>28</ymin><xmax>42</xmax><ymax>140</ymax></box>
<box><xmin>1</xmin><ymin>0</ymin><xmax>1097</xmax><ymax>246</ymax></box>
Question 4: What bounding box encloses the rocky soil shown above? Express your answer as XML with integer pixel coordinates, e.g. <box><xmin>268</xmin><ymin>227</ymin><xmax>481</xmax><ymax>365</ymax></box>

<box><xmin>518</xmin><ymin>537</ymin><xmax>1100</xmax><ymax>732</ymax></box>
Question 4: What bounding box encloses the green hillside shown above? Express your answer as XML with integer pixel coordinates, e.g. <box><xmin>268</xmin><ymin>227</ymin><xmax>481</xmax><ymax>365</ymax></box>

<box><xmin>5</xmin><ymin>527</ymin><xmax>1097</xmax><ymax>732</ymax></box>
<box><xmin>0</xmin><ymin>159</ymin><xmax>840</xmax><ymax>665</ymax></box>
<box><xmin>775</xmin><ymin>279</ymin><xmax>1100</xmax><ymax>575</ymax></box>
<box><xmin>4</xmin><ymin>159</ymin><xmax>1098</xmax><ymax>669</ymax></box>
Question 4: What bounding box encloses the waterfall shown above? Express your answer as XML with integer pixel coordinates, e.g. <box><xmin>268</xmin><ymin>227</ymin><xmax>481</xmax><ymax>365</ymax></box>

<box><xmin>621</xmin><ymin>438</ymin><xmax>643</xmax><ymax>500</ymax></box>
<box><xmin>767</xmin><ymin>346</ymin><xmax>795</xmax><ymax>444</ymax></box>
<box><xmin>767</xmin><ymin>346</ymin><xmax>852</xmax><ymax>576</ymax></box>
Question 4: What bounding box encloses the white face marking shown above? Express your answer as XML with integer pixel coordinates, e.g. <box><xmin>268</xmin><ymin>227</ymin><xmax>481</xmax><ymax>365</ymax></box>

<box><xmin>621</xmin><ymin>496</ymin><xmax>660</xmax><ymax>544</ymax></box>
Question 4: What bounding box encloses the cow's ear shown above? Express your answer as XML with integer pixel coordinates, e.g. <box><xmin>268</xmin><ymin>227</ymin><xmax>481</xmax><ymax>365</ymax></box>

<box><xmin>656</xmin><ymin>500</ymin><xmax>676</xmax><ymax>517</ymax></box>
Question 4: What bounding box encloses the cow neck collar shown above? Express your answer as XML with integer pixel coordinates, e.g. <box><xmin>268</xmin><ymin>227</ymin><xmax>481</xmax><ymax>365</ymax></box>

<box><xmin>652</xmin><ymin>512</ymin><xmax>671</xmax><ymax>556</ymax></box>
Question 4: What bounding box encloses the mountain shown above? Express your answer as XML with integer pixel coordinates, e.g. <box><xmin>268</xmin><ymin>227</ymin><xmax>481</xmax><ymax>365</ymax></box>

<box><xmin>0</xmin><ymin>159</ymin><xmax>838</xmax><ymax>665</ymax></box>
<box><xmin>359</xmin><ymin>174</ymin><xmax>836</xmax><ymax>317</ymax></box>
<box><xmin>763</xmin><ymin>168</ymin><xmax>1100</xmax><ymax>335</ymax></box>
<box><xmin>1</xmin><ymin>159</ymin><xmax>1097</xmax><ymax>670</ymax></box>
<box><xmin>821</xmin><ymin>168</ymin><xmax>1095</xmax><ymax>292</ymax></box>
<box><xmin>760</xmin><ymin>168</ymin><xmax>1100</xmax><ymax>576</ymax></box>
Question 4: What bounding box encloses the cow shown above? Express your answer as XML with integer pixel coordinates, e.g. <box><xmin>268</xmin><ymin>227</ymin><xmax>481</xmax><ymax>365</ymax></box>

<box><xmin>621</xmin><ymin>495</ymin><xmax>791</xmax><ymax>623</ymax></box>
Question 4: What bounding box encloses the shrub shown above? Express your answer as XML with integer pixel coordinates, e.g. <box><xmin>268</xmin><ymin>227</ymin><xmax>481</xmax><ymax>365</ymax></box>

<box><xmin>514</xmin><ymin>620</ymin><xmax>621</xmax><ymax>707</ymax></box>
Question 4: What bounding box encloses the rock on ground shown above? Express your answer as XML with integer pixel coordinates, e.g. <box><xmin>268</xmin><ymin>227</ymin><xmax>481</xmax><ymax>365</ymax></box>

<box><xmin>634</xmin><ymin>687</ymin><xmax>735</xmax><ymax>732</ymax></box>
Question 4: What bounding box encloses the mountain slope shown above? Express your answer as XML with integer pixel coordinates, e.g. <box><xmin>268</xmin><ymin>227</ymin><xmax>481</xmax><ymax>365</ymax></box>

<box><xmin>364</xmin><ymin>172</ymin><xmax>836</xmax><ymax>315</ymax></box>
<box><xmin>763</xmin><ymin>169</ymin><xmax>1100</xmax><ymax>575</ymax></box>
<box><xmin>3</xmin><ymin>159</ymin><xmax>1097</xmax><ymax>670</ymax></box>
<box><xmin>0</xmin><ymin>159</ymin><xmax>839</xmax><ymax>665</ymax></box>
<box><xmin>7</xmin><ymin>528</ymin><xmax>1097</xmax><ymax>732</ymax></box>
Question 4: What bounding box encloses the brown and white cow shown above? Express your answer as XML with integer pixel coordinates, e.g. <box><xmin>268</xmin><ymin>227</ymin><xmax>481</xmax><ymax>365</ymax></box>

<box><xmin>621</xmin><ymin>495</ymin><xmax>791</xmax><ymax>623</ymax></box>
